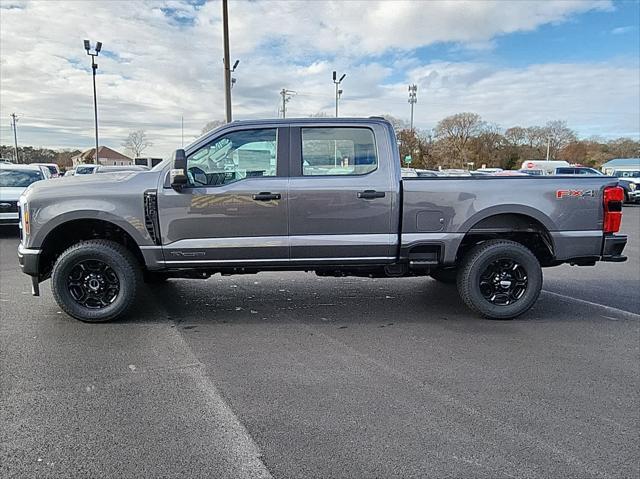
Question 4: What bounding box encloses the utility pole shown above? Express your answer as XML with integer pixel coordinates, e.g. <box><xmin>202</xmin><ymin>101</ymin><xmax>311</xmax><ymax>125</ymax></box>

<box><xmin>333</xmin><ymin>71</ymin><xmax>346</xmax><ymax>117</ymax></box>
<box><xmin>84</xmin><ymin>40</ymin><xmax>102</xmax><ymax>164</ymax></box>
<box><xmin>222</xmin><ymin>0</ymin><xmax>232</xmax><ymax>123</ymax></box>
<box><xmin>279</xmin><ymin>89</ymin><xmax>296</xmax><ymax>118</ymax></box>
<box><xmin>10</xmin><ymin>113</ymin><xmax>19</xmax><ymax>163</ymax></box>
<box><xmin>408</xmin><ymin>84</ymin><xmax>418</xmax><ymax>131</ymax></box>
<box><xmin>546</xmin><ymin>137</ymin><xmax>551</xmax><ymax>161</ymax></box>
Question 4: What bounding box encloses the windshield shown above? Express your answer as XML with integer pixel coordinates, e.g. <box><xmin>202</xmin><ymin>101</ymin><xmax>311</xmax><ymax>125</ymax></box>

<box><xmin>614</xmin><ymin>170</ymin><xmax>640</xmax><ymax>178</ymax></box>
<box><xmin>0</xmin><ymin>169</ymin><xmax>43</xmax><ymax>187</ymax></box>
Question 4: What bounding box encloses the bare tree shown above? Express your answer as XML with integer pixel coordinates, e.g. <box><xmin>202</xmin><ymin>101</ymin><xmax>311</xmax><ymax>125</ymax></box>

<box><xmin>544</xmin><ymin>120</ymin><xmax>576</xmax><ymax>159</ymax></box>
<box><xmin>122</xmin><ymin>130</ymin><xmax>153</xmax><ymax>158</ymax></box>
<box><xmin>434</xmin><ymin>112</ymin><xmax>484</xmax><ymax>166</ymax></box>
<box><xmin>201</xmin><ymin>120</ymin><xmax>225</xmax><ymax>135</ymax></box>
<box><xmin>504</xmin><ymin>126</ymin><xmax>527</xmax><ymax>147</ymax></box>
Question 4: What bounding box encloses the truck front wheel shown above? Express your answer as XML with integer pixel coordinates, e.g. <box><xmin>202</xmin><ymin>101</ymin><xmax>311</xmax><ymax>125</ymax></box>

<box><xmin>457</xmin><ymin>240</ymin><xmax>542</xmax><ymax>319</ymax></box>
<box><xmin>51</xmin><ymin>240</ymin><xmax>141</xmax><ymax>322</ymax></box>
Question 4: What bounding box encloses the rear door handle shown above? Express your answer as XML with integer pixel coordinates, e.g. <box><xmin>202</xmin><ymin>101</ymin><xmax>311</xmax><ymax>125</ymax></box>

<box><xmin>357</xmin><ymin>190</ymin><xmax>385</xmax><ymax>199</ymax></box>
<box><xmin>252</xmin><ymin>192</ymin><xmax>281</xmax><ymax>201</ymax></box>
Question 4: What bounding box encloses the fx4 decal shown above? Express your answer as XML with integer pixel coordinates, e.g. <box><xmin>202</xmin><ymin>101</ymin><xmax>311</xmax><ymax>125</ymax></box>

<box><xmin>556</xmin><ymin>189</ymin><xmax>596</xmax><ymax>199</ymax></box>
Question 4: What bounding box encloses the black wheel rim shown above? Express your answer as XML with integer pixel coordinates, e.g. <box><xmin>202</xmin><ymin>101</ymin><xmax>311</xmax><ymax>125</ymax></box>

<box><xmin>67</xmin><ymin>259</ymin><xmax>120</xmax><ymax>309</ymax></box>
<box><xmin>479</xmin><ymin>258</ymin><xmax>528</xmax><ymax>306</ymax></box>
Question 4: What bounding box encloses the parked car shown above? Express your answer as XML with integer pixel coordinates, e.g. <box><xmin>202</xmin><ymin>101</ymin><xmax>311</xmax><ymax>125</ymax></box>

<box><xmin>518</xmin><ymin>168</ymin><xmax>544</xmax><ymax>176</ymax></box>
<box><xmin>95</xmin><ymin>165</ymin><xmax>150</xmax><ymax>174</ymax></box>
<box><xmin>438</xmin><ymin>169</ymin><xmax>472</xmax><ymax>176</ymax></box>
<box><xmin>521</xmin><ymin>160</ymin><xmax>570</xmax><ymax>175</ymax></box>
<box><xmin>555</xmin><ymin>167</ymin><xmax>603</xmax><ymax>176</ymax></box>
<box><xmin>32</xmin><ymin>163</ymin><xmax>61</xmax><ymax>178</ymax></box>
<box><xmin>18</xmin><ymin>118</ymin><xmax>627</xmax><ymax>323</ymax></box>
<box><xmin>74</xmin><ymin>164</ymin><xmax>99</xmax><ymax>175</ymax></box>
<box><xmin>0</xmin><ymin>164</ymin><xmax>45</xmax><ymax>226</ymax></box>
<box><xmin>63</xmin><ymin>169</ymin><xmax>76</xmax><ymax>177</ymax></box>
<box><xmin>415</xmin><ymin>169</ymin><xmax>438</xmax><ymax>177</ymax></box>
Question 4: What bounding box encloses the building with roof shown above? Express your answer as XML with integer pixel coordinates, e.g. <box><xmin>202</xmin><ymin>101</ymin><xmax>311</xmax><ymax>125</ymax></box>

<box><xmin>601</xmin><ymin>158</ymin><xmax>640</xmax><ymax>174</ymax></box>
<box><xmin>71</xmin><ymin>146</ymin><xmax>133</xmax><ymax>166</ymax></box>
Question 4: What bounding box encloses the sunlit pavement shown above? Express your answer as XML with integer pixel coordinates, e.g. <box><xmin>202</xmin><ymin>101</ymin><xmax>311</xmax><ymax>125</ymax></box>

<box><xmin>1</xmin><ymin>207</ymin><xmax>638</xmax><ymax>478</ymax></box>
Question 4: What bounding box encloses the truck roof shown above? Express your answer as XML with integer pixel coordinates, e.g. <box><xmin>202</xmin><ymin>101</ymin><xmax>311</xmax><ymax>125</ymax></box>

<box><xmin>222</xmin><ymin>117</ymin><xmax>392</xmax><ymax>127</ymax></box>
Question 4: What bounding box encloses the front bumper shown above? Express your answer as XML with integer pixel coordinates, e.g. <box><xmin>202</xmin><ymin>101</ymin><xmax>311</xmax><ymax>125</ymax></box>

<box><xmin>601</xmin><ymin>234</ymin><xmax>627</xmax><ymax>262</ymax></box>
<box><xmin>627</xmin><ymin>190</ymin><xmax>640</xmax><ymax>203</ymax></box>
<box><xmin>17</xmin><ymin>244</ymin><xmax>42</xmax><ymax>296</ymax></box>
<box><xmin>18</xmin><ymin>243</ymin><xmax>41</xmax><ymax>276</ymax></box>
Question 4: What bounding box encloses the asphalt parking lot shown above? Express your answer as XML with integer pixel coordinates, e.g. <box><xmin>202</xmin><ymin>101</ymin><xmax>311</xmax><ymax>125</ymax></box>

<box><xmin>1</xmin><ymin>207</ymin><xmax>638</xmax><ymax>479</ymax></box>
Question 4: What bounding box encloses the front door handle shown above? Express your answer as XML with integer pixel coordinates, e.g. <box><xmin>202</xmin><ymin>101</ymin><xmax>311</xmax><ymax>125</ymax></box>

<box><xmin>252</xmin><ymin>192</ymin><xmax>281</xmax><ymax>201</ymax></box>
<box><xmin>357</xmin><ymin>190</ymin><xmax>385</xmax><ymax>199</ymax></box>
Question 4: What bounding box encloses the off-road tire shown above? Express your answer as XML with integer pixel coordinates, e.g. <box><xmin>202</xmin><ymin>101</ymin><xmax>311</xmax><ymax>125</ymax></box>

<box><xmin>430</xmin><ymin>268</ymin><xmax>457</xmax><ymax>284</ymax></box>
<box><xmin>457</xmin><ymin>239</ymin><xmax>542</xmax><ymax>319</ymax></box>
<box><xmin>51</xmin><ymin>240</ymin><xmax>141</xmax><ymax>322</ymax></box>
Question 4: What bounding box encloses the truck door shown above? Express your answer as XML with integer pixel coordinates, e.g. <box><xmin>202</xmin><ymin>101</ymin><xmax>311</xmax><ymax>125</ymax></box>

<box><xmin>157</xmin><ymin>126</ymin><xmax>290</xmax><ymax>265</ymax></box>
<box><xmin>288</xmin><ymin>124</ymin><xmax>397</xmax><ymax>263</ymax></box>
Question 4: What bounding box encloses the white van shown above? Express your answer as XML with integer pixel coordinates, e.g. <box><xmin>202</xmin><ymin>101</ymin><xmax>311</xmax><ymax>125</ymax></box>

<box><xmin>521</xmin><ymin>160</ymin><xmax>570</xmax><ymax>175</ymax></box>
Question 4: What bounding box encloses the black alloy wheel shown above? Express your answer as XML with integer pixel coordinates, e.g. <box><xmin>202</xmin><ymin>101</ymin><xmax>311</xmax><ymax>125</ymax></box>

<box><xmin>67</xmin><ymin>259</ymin><xmax>120</xmax><ymax>309</ymax></box>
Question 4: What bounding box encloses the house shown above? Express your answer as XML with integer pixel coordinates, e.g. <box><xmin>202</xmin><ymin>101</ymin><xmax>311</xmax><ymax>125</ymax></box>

<box><xmin>71</xmin><ymin>146</ymin><xmax>133</xmax><ymax>166</ymax></box>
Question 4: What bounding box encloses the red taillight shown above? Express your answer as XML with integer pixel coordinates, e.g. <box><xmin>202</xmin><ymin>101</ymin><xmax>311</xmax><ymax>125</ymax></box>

<box><xmin>603</xmin><ymin>186</ymin><xmax>623</xmax><ymax>233</ymax></box>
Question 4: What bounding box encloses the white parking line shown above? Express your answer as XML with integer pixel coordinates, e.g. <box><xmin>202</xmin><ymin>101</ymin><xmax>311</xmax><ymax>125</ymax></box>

<box><xmin>542</xmin><ymin>290</ymin><xmax>640</xmax><ymax>320</ymax></box>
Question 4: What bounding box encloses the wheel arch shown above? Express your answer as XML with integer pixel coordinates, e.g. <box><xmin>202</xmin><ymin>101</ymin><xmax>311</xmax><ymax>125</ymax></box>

<box><xmin>458</xmin><ymin>211</ymin><xmax>556</xmax><ymax>266</ymax></box>
<box><xmin>38</xmin><ymin>218</ymin><xmax>146</xmax><ymax>280</ymax></box>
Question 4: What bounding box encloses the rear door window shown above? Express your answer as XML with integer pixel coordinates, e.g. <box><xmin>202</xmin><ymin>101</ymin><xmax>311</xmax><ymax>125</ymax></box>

<box><xmin>301</xmin><ymin>127</ymin><xmax>377</xmax><ymax>176</ymax></box>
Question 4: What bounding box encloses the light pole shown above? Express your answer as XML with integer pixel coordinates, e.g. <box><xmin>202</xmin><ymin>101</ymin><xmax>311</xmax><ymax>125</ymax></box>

<box><xmin>333</xmin><ymin>71</ymin><xmax>346</xmax><ymax>117</ymax></box>
<box><xmin>222</xmin><ymin>0</ymin><xmax>239</xmax><ymax>123</ymax></box>
<box><xmin>84</xmin><ymin>40</ymin><xmax>102</xmax><ymax>164</ymax></box>
<box><xmin>408</xmin><ymin>84</ymin><xmax>417</xmax><ymax>131</ymax></box>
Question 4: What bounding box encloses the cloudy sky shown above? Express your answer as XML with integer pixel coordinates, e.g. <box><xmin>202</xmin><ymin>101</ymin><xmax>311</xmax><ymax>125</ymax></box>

<box><xmin>0</xmin><ymin>0</ymin><xmax>639</xmax><ymax>157</ymax></box>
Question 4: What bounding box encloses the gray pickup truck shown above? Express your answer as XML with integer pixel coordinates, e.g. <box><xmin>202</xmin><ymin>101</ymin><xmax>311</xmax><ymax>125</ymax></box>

<box><xmin>17</xmin><ymin>118</ymin><xmax>627</xmax><ymax>322</ymax></box>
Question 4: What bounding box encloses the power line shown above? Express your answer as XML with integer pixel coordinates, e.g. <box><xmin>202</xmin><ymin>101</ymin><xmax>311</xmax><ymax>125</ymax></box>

<box><xmin>10</xmin><ymin>113</ymin><xmax>19</xmax><ymax>163</ymax></box>
<box><xmin>279</xmin><ymin>89</ymin><xmax>296</xmax><ymax>118</ymax></box>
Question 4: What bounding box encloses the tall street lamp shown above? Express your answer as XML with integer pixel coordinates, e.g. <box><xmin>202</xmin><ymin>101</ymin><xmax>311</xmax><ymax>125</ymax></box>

<box><xmin>84</xmin><ymin>39</ymin><xmax>102</xmax><ymax>164</ymax></box>
<box><xmin>333</xmin><ymin>71</ymin><xmax>346</xmax><ymax>117</ymax></box>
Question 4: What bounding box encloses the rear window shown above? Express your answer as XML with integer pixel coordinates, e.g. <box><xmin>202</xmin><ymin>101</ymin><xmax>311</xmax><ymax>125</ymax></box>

<box><xmin>301</xmin><ymin>127</ymin><xmax>377</xmax><ymax>176</ymax></box>
<box><xmin>0</xmin><ymin>169</ymin><xmax>43</xmax><ymax>187</ymax></box>
<box><xmin>45</xmin><ymin>165</ymin><xmax>58</xmax><ymax>175</ymax></box>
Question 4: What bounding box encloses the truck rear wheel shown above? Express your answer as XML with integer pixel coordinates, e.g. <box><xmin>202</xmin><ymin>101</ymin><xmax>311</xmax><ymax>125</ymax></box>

<box><xmin>51</xmin><ymin>240</ymin><xmax>141</xmax><ymax>322</ymax></box>
<box><xmin>457</xmin><ymin>240</ymin><xmax>542</xmax><ymax>319</ymax></box>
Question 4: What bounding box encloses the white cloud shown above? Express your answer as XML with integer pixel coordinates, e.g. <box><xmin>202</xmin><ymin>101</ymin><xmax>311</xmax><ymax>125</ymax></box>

<box><xmin>0</xmin><ymin>0</ymin><xmax>636</xmax><ymax>157</ymax></box>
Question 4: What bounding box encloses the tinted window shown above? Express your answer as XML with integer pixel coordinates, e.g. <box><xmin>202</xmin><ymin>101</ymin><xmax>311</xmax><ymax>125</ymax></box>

<box><xmin>555</xmin><ymin>168</ymin><xmax>575</xmax><ymax>174</ymax></box>
<box><xmin>187</xmin><ymin>129</ymin><xmax>277</xmax><ymax>186</ymax></box>
<box><xmin>301</xmin><ymin>127</ymin><xmax>377</xmax><ymax>176</ymax></box>
<box><xmin>0</xmin><ymin>169</ymin><xmax>43</xmax><ymax>187</ymax></box>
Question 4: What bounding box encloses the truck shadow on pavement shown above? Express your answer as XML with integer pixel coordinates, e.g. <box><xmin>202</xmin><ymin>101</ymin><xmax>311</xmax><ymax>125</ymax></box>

<box><xmin>125</xmin><ymin>273</ymin><xmax>629</xmax><ymax>327</ymax></box>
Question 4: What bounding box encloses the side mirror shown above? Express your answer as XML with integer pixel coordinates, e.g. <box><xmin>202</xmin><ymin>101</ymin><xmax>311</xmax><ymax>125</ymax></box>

<box><xmin>170</xmin><ymin>148</ymin><xmax>188</xmax><ymax>190</ymax></box>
